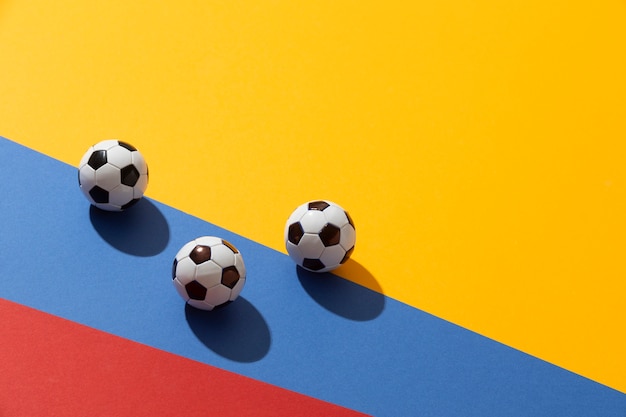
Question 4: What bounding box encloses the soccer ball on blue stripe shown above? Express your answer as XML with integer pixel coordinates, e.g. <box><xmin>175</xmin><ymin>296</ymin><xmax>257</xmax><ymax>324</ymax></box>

<box><xmin>285</xmin><ymin>200</ymin><xmax>356</xmax><ymax>273</ymax></box>
<box><xmin>172</xmin><ymin>236</ymin><xmax>247</xmax><ymax>311</ymax></box>
<box><xmin>78</xmin><ymin>140</ymin><xmax>149</xmax><ymax>211</ymax></box>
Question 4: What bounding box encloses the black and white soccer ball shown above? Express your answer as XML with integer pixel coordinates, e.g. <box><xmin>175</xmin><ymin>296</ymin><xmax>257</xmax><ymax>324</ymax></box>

<box><xmin>172</xmin><ymin>236</ymin><xmax>246</xmax><ymax>311</ymax></box>
<box><xmin>285</xmin><ymin>200</ymin><xmax>356</xmax><ymax>273</ymax></box>
<box><xmin>78</xmin><ymin>140</ymin><xmax>149</xmax><ymax>211</ymax></box>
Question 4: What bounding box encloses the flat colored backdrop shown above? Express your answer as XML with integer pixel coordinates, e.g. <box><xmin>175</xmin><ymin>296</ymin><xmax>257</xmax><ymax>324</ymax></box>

<box><xmin>3</xmin><ymin>137</ymin><xmax>624</xmax><ymax>417</ymax></box>
<box><xmin>0</xmin><ymin>0</ymin><xmax>624</xmax><ymax>397</ymax></box>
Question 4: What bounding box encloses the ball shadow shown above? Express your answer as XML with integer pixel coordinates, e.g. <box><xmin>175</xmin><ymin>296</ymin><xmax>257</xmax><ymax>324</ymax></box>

<box><xmin>185</xmin><ymin>297</ymin><xmax>271</xmax><ymax>363</ymax></box>
<box><xmin>296</xmin><ymin>260</ymin><xmax>385</xmax><ymax>321</ymax></box>
<box><xmin>89</xmin><ymin>198</ymin><xmax>170</xmax><ymax>256</ymax></box>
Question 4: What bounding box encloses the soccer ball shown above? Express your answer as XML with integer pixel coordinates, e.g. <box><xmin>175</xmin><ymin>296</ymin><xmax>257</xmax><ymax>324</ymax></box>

<box><xmin>284</xmin><ymin>200</ymin><xmax>356</xmax><ymax>273</ymax></box>
<box><xmin>78</xmin><ymin>140</ymin><xmax>149</xmax><ymax>211</ymax></box>
<box><xmin>172</xmin><ymin>236</ymin><xmax>246</xmax><ymax>311</ymax></box>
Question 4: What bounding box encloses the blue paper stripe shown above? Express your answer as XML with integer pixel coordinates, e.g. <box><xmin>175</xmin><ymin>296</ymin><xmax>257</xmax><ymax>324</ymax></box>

<box><xmin>1</xmin><ymin>137</ymin><xmax>624</xmax><ymax>416</ymax></box>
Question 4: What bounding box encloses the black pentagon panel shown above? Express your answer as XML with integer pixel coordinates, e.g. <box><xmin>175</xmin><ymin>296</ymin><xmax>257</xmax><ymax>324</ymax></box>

<box><xmin>221</xmin><ymin>266</ymin><xmax>240</xmax><ymax>289</ymax></box>
<box><xmin>186</xmin><ymin>280</ymin><xmax>207</xmax><ymax>300</ymax></box>
<box><xmin>288</xmin><ymin>222</ymin><xmax>304</xmax><ymax>245</ymax></box>
<box><xmin>120</xmin><ymin>165</ymin><xmax>140</xmax><ymax>187</ymax></box>
<box><xmin>222</xmin><ymin>239</ymin><xmax>239</xmax><ymax>254</ymax></box>
<box><xmin>319</xmin><ymin>223</ymin><xmax>341</xmax><ymax>246</ymax></box>
<box><xmin>303</xmin><ymin>258</ymin><xmax>325</xmax><ymax>271</ymax></box>
<box><xmin>89</xmin><ymin>186</ymin><xmax>109</xmax><ymax>203</ymax></box>
<box><xmin>88</xmin><ymin>150</ymin><xmax>107</xmax><ymax>170</ymax></box>
<box><xmin>171</xmin><ymin>259</ymin><xmax>178</xmax><ymax>280</ymax></box>
<box><xmin>121</xmin><ymin>198</ymin><xmax>140</xmax><ymax>210</ymax></box>
<box><xmin>189</xmin><ymin>245</ymin><xmax>211</xmax><ymax>264</ymax></box>
<box><xmin>117</xmin><ymin>141</ymin><xmax>137</xmax><ymax>152</ymax></box>
<box><xmin>308</xmin><ymin>200</ymin><xmax>330</xmax><ymax>211</ymax></box>
<box><xmin>341</xmin><ymin>246</ymin><xmax>355</xmax><ymax>264</ymax></box>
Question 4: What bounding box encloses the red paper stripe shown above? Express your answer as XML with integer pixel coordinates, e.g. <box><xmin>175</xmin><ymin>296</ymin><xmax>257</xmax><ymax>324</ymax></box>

<box><xmin>0</xmin><ymin>299</ymin><xmax>368</xmax><ymax>416</ymax></box>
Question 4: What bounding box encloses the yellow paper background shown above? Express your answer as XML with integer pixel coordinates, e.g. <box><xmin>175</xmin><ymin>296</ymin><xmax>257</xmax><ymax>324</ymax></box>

<box><xmin>1</xmin><ymin>1</ymin><xmax>624</xmax><ymax>391</ymax></box>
